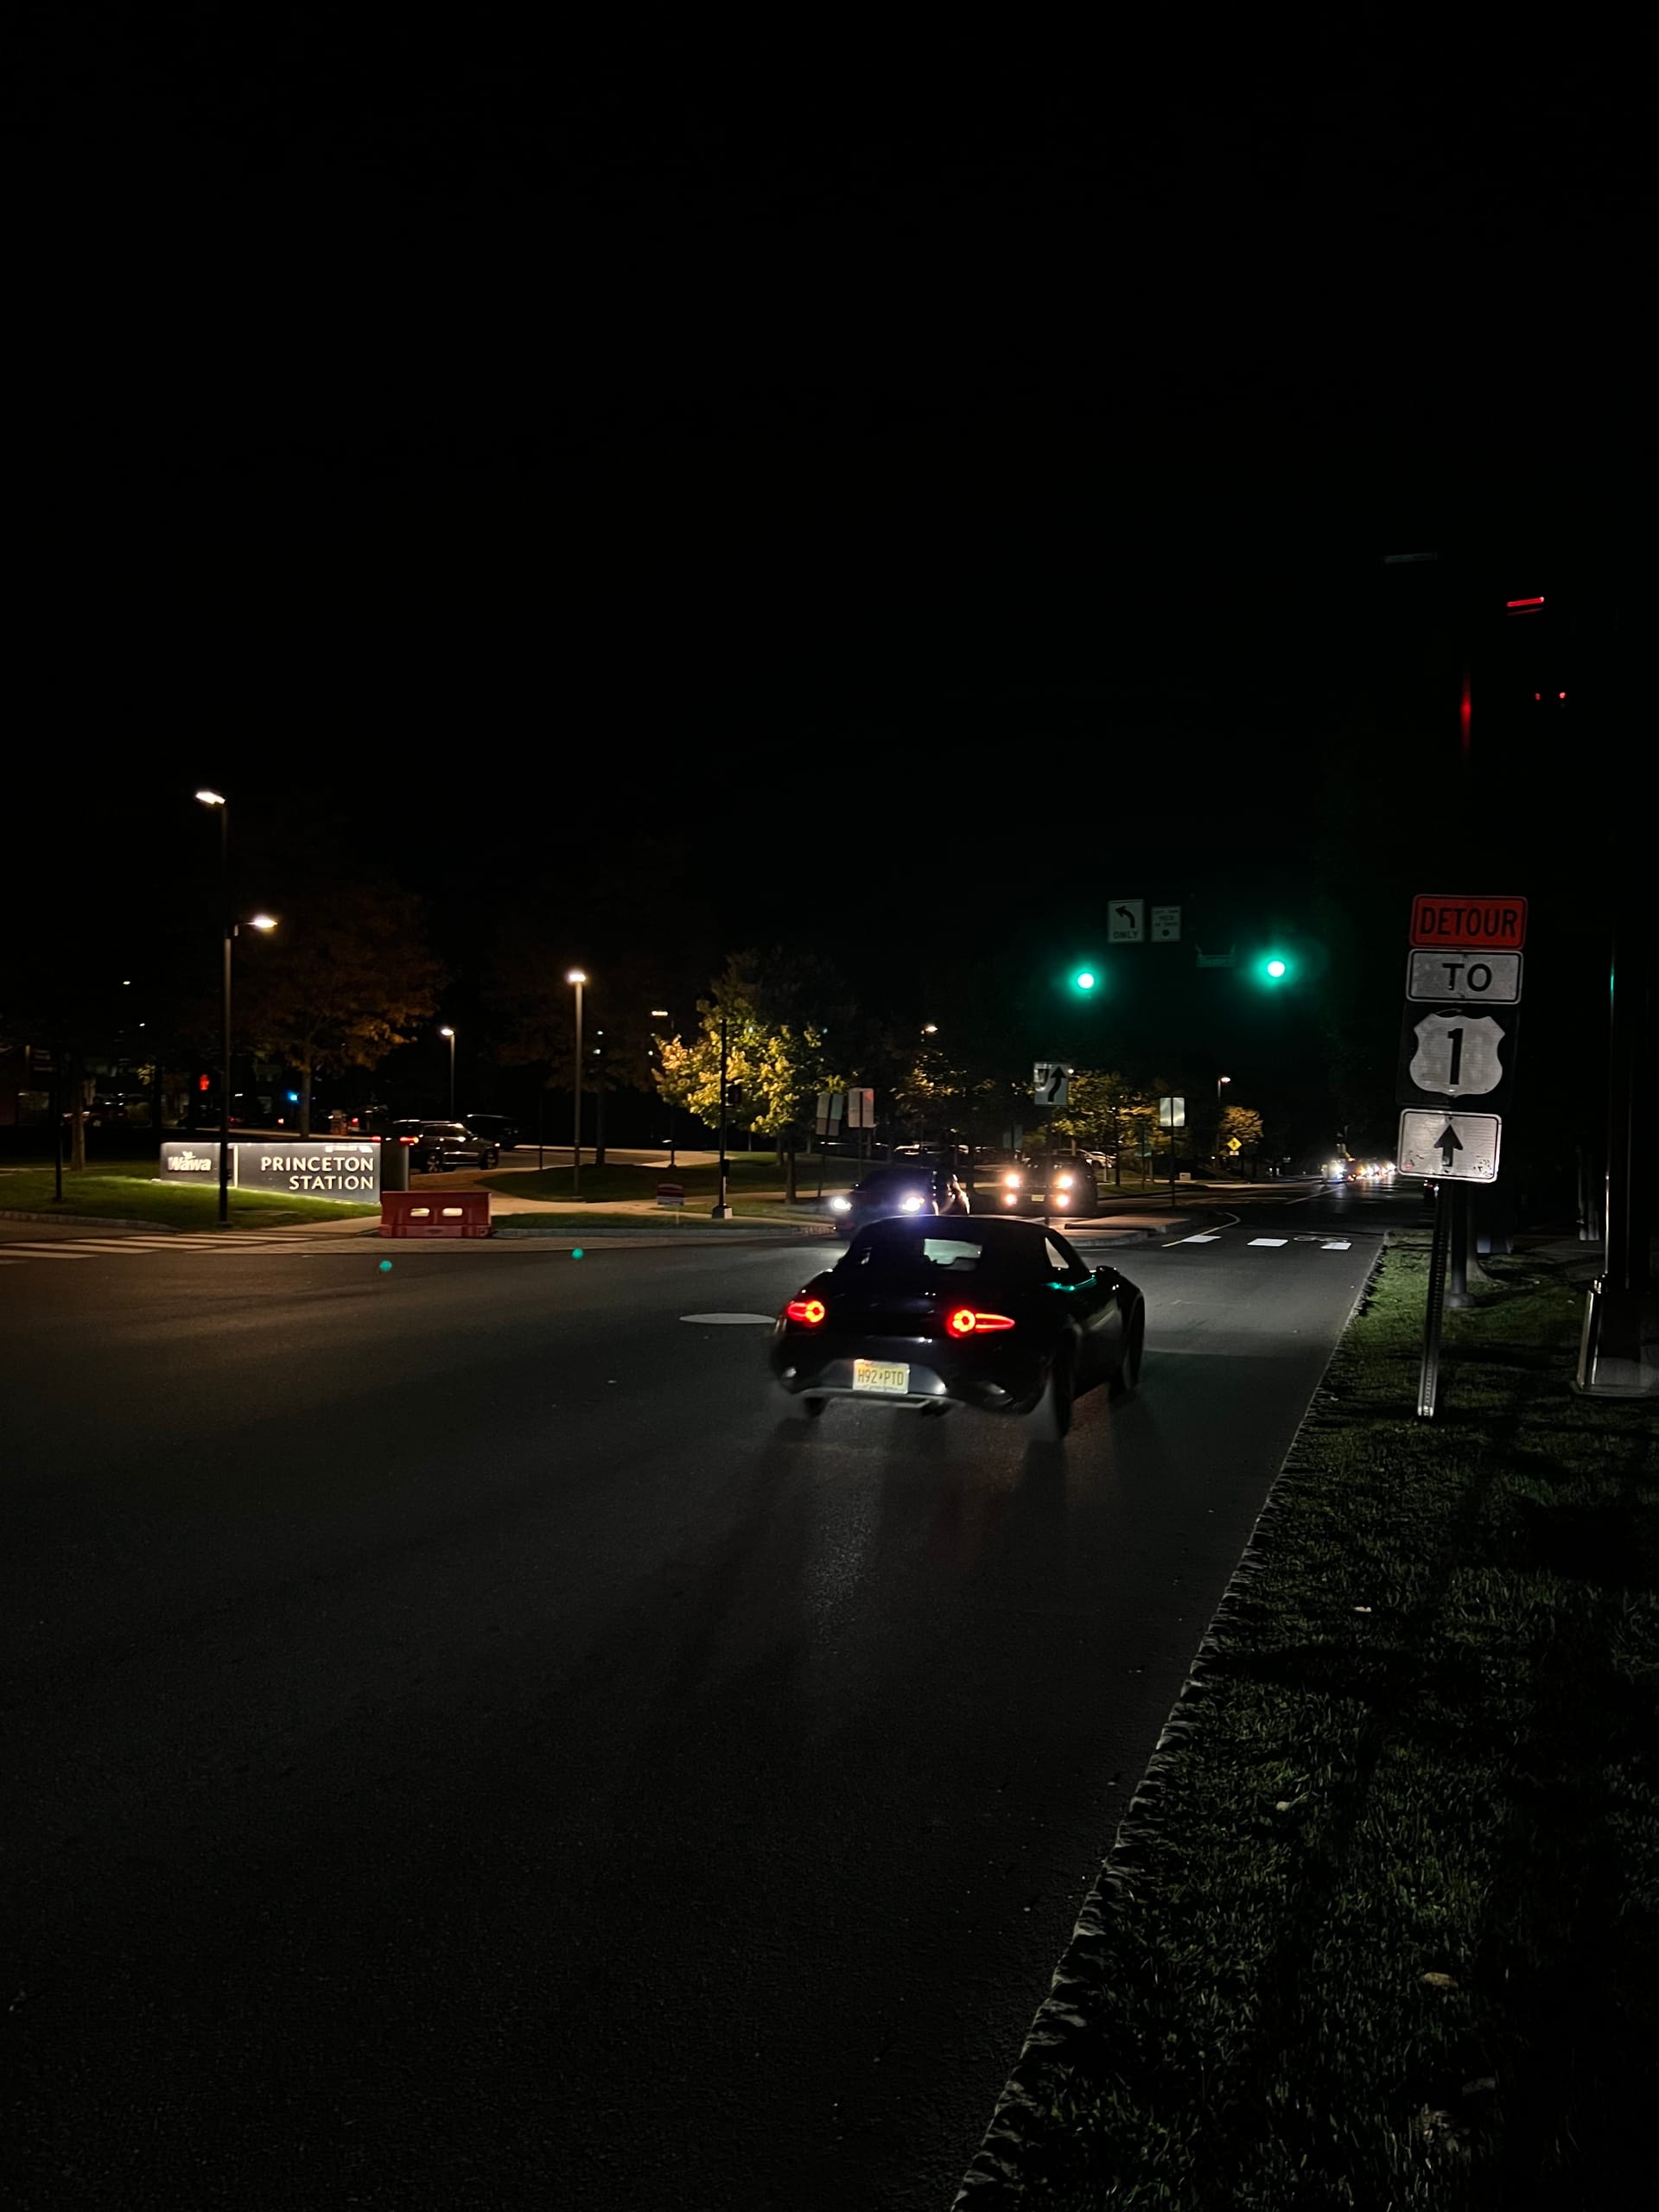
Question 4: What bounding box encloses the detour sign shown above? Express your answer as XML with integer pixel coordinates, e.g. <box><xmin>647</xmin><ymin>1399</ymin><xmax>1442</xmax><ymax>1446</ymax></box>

<box><xmin>1409</xmin><ymin>894</ymin><xmax>1528</xmax><ymax>950</ymax></box>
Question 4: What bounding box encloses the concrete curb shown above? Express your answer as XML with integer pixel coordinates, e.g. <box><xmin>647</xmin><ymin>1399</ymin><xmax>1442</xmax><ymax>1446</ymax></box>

<box><xmin>0</xmin><ymin>1208</ymin><xmax>181</xmax><ymax>1232</ymax></box>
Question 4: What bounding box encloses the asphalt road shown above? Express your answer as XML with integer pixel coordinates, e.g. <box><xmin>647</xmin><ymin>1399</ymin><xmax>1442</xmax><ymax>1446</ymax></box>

<box><xmin>4</xmin><ymin>1179</ymin><xmax>1418</xmax><ymax>2210</ymax></box>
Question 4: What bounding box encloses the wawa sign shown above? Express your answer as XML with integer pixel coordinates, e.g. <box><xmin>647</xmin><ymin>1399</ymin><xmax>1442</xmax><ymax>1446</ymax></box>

<box><xmin>160</xmin><ymin>1140</ymin><xmax>380</xmax><ymax>1198</ymax></box>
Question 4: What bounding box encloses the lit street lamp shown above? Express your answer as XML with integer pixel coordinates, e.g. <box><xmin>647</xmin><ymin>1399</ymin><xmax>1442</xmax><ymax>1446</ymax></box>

<box><xmin>439</xmin><ymin>1027</ymin><xmax>456</xmax><ymax>1118</ymax></box>
<box><xmin>1217</xmin><ymin>1074</ymin><xmax>1231</xmax><ymax>1103</ymax></box>
<box><xmin>650</xmin><ymin>1011</ymin><xmax>675</xmax><ymax>1166</ymax></box>
<box><xmin>195</xmin><ymin>791</ymin><xmax>276</xmax><ymax>1225</ymax></box>
<box><xmin>567</xmin><ymin>971</ymin><xmax>587</xmax><ymax>1196</ymax></box>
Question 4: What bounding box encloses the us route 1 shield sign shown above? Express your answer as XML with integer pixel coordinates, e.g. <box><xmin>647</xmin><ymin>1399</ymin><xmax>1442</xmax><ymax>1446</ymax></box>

<box><xmin>1396</xmin><ymin>1002</ymin><xmax>1519</xmax><ymax>1113</ymax></box>
<box><xmin>1397</xmin><ymin>1109</ymin><xmax>1501</xmax><ymax>1183</ymax></box>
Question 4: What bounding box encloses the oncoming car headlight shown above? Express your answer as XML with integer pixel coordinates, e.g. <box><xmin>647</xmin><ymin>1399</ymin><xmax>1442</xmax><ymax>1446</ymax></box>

<box><xmin>1055</xmin><ymin>1173</ymin><xmax>1074</xmax><ymax>1190</ymax></box>
<box><xmin>1001</xmin><ymin>1170</ymin><xmax>1022</xmax><ymax>1189</ymax></box>
<box><xmin>829</xmin><ymin>1195</ymin><xmax>850</xmax><ymax>1213</ymax></box>
<box><xmin>899</xmin><ymin>1193</ymin><xmax>925</xmax><ymax>1212</ymax></box>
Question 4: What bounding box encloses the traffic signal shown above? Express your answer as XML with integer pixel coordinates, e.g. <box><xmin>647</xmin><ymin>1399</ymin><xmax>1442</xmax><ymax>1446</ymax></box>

<box><xmin>1071</xmin><ymin>969</ymin><xmax>1098</xmax><ymax>994</ymax></box>
<box><xmin>1255</xmin><ymin>950</ymin><xmax>1293</xmax><ymax>986</ymax></box>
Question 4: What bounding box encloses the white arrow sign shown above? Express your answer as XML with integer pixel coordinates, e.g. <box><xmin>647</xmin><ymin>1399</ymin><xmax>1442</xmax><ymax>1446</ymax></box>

<box><xmin>1397</xmin><ymin>1109</ymin><xmax>1501</xmax><ymax>1182</ymax></box>
<box><xmin>1407</xmin><ymin>1010</ymin><xmax>1509</xmax><ymax>1097</ymax></box>
<box><xmin>1033</xmin><ymin>1062</ymin><xmax>1071</xmax><ymax>1107</ymax></box>
<box><xmin>1108</xmin><ymin>899</ymin><xmax>1144</xmax><ymax>944</ymax></box>
<box><xmin>1406</xmin><ymin>950</ymin><xmax>1522</xmax><ymax>1005</ymax></box>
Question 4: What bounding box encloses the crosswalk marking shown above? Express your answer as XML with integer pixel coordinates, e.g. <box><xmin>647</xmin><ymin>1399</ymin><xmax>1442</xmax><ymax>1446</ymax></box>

<box><xmin>1249</xmin><ymin>1237</ymin><xmax>1288</xmax><ymax>1247</ymax></box>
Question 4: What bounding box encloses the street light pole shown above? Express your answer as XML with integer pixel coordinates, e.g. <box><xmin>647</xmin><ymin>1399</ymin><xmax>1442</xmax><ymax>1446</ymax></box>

<box><xmin>195</xmin><ymin>791</ymin><xmax>234</xmax><ymax>1224</ymax></box>
<box><xmin>711</xmin><ymin>1001</ymin><xmax>733</xmax><ymax>1218</ymax></box>
<box><xmin>440</xmin><ymin>1027</ymin><xmax>456</xmax><ymax>1118</ymax></box>
<box><xmin>651</xmin><ymin>1011</ymin><xmax>672</xmax><ymax>1166</ymax></box>
<box><xmin>566</xmin><ymin>971</ymin><xmax>586</xmax><ymax>1197</ymax></box>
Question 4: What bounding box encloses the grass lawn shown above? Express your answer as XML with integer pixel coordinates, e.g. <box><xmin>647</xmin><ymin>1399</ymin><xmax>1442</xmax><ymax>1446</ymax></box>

<box><xmin>484</xmin><ymin>1152</ymin><xmax>865</xmax><ymax>1205</ymax></box>
<box><xmin>969</xmin><ymin>1241</ymin><xmax>1659</xmax><ymax>2209</ymax></box>
<box><xmin>0</xmin><ymin>1164</ymin><xmax>379</xmax><ymax>1229</ymax></box>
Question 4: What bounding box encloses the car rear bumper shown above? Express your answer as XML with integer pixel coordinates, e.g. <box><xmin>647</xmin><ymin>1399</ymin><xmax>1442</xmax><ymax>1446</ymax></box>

<box><xmin>770</xmin><ymin>1332</ymin><xmax>1047</xmax><ymax>1413</ymax></box>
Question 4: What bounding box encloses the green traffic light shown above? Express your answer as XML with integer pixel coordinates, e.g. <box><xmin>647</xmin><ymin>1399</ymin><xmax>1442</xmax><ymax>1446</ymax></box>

<box><xmin>1073</xmin><ymin>969</ymin><xmax>1096</xmax><ymax>992</ymax></box>
<box><xmin>1266</xmin><ymin>958</ymin><xmax>1287</xmax><ymax>979</ymax></box>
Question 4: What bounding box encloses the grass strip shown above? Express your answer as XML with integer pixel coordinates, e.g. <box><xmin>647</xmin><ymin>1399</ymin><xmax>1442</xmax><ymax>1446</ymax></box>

<box><xmin>0</xmin><ymin>1166</ymin><xmax>378</xmax><ymax>1228</ymax></box>
<box><xmin>961</xmin><ymin>1243</ymin><xmax>1658</xmax><ymax>2209</ymax></box>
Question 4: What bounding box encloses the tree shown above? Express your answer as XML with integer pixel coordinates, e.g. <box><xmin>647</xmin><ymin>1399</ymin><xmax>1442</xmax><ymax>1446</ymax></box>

<box><xmin>239</xmin><ymin>880</ymin><xmax>442</xmax><ymax>1136</ymax></box>
<box><xmin>1220</xmin><ymin>1102</ymin><xmax>1266</xmax><ymax>1166</ymax></box>
<box><xmin>653</xmin><ymin>950</ymin><xmax>852</xmax><ymax>1199</ymax></box>
<box><xmin>488</xmin><ymin>938</ymin><xmax>671</xmax><ymax>1165</ymax></box>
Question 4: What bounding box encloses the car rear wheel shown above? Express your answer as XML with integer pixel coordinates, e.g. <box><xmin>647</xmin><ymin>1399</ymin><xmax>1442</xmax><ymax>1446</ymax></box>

<box><xmin>1028</xmin><ymin>1349</ymin><xmax>1074</xmax><ymax>1441</ymax></box>
<box><xmin>1110</xmin><ymin>1310</ymin><xmax>1145</xmax><ymax>1399</ymax></box>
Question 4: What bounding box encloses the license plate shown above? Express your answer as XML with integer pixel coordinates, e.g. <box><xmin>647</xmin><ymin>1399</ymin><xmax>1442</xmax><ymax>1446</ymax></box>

<box><xmin>853</xmin><ymin>1359</ymin><xmax>909</xmax><ymax>1394</ymax></box>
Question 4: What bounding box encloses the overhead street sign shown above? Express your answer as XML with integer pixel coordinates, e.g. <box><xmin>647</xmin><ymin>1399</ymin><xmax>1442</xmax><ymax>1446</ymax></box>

<box><xmin>1397</xmin><ymin>1109</ymin><xmax>1501</xmax><ymax>1183</ymax></box>
<box><xmin>1151</xmin><ymin>905</ymin><xmax>1181</xmax><ymax>943</ymax></box>
<box><xmin>1396</xmin><ymin>1005</ymin><xmax>1519</xmax><ymax>1112</ymax></box>
<box><xmin>1033</xmin><ymin>1061</ymin><xmax>1071</xmax><ymax>1107</ymax></box>
<box><xmin>1108</xmin><ymin>899</ymin><xmax>1144</xmax><ymax>944</ymax></box>
<box><xmin>1406</xmin><ymin>950</ymin><xmax>1522</xmax><ymax>1005</ymax></box>
<box><xmin>1409</xmin><ymin>893</ymin><xmax>1528</xmax><ymax>950</ymax></box>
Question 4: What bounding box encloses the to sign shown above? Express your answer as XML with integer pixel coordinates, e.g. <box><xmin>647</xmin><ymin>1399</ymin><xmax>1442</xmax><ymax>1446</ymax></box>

<box><xmin>1406</xmin><ymin>950</ymin><xmax>1522</xmax><ymax>1005</ymax></box>
<box><xmin>1397</xmin><ymin>1109</ymin><xmax>1501</xmax><ymax>1183</ymax></box>
<box><xmin>1033</xmin><ymin>1062</ymin><xmax>1071</xmax><ymax>1107</ymax></box>
<box><xmin>1409</xmin><ymin>893</ymin><xmax>1528</xmax><ymax>950</ymax></box>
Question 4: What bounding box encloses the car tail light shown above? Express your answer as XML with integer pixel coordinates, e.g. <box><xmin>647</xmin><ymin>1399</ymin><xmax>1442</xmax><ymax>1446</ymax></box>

<box><xmin>785</xmin><ymin>1298</ymin><xmax>826</xmax><ymax>1326</ymax></box>
<box><xmin>398</xmin><ymin>1135</ymin><xmax>417</xmax><ymax>1145</ymax></box>
<box><xmin>946</xmin><ymin>1308</ymin><xmax>1015</xmax><ymax>1336</ymax></box>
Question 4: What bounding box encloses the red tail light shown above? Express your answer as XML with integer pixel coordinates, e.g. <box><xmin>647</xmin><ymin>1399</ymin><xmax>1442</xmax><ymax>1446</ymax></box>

<box><xmin>398</xmin><ymin>1136</ymin><xmax>417</xmax><ymax>1145</ymax></box>
<box><xmin>785</xmin><ymin>1298</ymin><xmax>826</xmax><ymax>1326</ymax></box>
<box><xmin>946</xmin><ymin>1308</ymin><xmax>1015</xmax><ymax>1337</ymax></box>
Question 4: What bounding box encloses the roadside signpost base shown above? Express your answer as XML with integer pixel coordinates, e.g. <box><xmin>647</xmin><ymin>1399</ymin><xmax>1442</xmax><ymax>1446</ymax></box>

<box><xmin>1574</xmin><ymin>1281</ymin><xmax>1659</xmax><ymax>1398</ymax></box>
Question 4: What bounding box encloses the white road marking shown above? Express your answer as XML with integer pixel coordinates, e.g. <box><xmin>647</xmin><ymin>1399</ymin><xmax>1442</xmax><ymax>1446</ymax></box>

<box><xmin>1249</xmin><ymin>1237</ymin><xmax>1288</xmax><ymax>1247</ymax></box>
<box><xmin>679</xmin><ymin>1312</ymin><xmax>776</xmax><ymax>1325</ymax></box>
<box><xmin>1322</xmin><ymin>1240</ymin><xmax>1352</xmax><ymax>1249</ymax></box>
<box><xmin>1177</xmin><ymin>1232</ymin><xmax>1222</xmax><ymax>1243</ymax></box>
<box><xmin>0</xmin><ymin>1244</ymin><xmax>99</xmax><ymax>1258</ymax></box>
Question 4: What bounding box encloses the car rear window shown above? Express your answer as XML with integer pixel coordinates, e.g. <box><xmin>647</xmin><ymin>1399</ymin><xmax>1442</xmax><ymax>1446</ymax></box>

<box><xmin>837</xmin><ymin>1220</ymin><xmax>1042</xmax><ymax>1282</ymax></box>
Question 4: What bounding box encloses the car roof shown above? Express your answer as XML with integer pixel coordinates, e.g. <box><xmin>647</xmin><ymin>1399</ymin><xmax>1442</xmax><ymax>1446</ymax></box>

<box><xmin>855</xmin><ymin>1164</ymin><xmax>940</xmax><ymax>1184</ymax></box>
<box><xmin>847</xmin><ymin>1215</ymin><xmax>1058</xmax><ymax>1257</ymax></box>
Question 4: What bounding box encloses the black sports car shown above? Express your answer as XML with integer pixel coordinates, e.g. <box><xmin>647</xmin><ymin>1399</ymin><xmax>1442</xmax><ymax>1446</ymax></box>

<box><xmin>771</xmin><ymin>1215</ymin><xmax>1145</xmax><ymax>1439</ymax></box>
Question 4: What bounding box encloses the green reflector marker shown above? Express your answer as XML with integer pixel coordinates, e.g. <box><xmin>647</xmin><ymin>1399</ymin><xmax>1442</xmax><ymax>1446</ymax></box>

<box><xmin>378</xmin><ymin>1260</ymin><xmax>392</xmax><ymax>1272</ymax></box>
<box><xmin>571</xmin><ymin>1248</ymin><xmax>584</xmax><ymax>1259</ymax></box>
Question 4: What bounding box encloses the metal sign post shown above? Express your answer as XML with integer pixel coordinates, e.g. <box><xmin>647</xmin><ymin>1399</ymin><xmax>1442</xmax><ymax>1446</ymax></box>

<box><xmin>1402</xmin><ymin>893</ymin><xmax>1528</xmax><ymax>1408</ymax></box>
<box><xmin>1417</xmin><ymin>1185</ymin><xmax>1453</xmax><ymax>1418</ymax></box>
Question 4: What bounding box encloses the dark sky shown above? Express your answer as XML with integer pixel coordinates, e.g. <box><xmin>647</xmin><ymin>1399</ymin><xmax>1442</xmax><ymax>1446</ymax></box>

<box><xmin>13</xmin><ymin>20</ymin><xmax>1648</xmax><ymax>1007</ymax></box>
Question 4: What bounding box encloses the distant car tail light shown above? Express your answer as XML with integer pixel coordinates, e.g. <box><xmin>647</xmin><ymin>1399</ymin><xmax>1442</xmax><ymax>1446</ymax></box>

<box><xmin>785</xmin><ymin>1298</ymin><xmax>826</xmax><ymax>1326</ymax></box>
<box><xmin>946</xmin><ymin>1308</ymin><xmax>1015</xmax><ymax>1336</ymax></box>
<box><xmin>398</xmin><ymin>1136</ymin><xmax>417</xmax><ymax>1145</ymax></box>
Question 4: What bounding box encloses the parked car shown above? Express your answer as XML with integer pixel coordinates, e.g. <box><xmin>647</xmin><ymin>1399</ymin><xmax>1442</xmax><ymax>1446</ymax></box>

<box><xmin>772</xmin><ymin>1214</ymin><xmax>1146</xmax><ymax>1439</ymax></box>
<box><xmin>461</xmin><ymin>1113</ymin><xmax>519</xmax><ymax>1151</ymax></box>
<box><xmin>385</xmin><ymin>1119</ymin><xmax>502</xmax><ymax>1172</ymax></box>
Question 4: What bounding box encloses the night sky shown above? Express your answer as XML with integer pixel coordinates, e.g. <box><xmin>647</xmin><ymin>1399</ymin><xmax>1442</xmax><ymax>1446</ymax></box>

<box><xmin>11</xmin><ymin>20</ymin><xmax>1648</xmax><ymax>1128</ymax></box>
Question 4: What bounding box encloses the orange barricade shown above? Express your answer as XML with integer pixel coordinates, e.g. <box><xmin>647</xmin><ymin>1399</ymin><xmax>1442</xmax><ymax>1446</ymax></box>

<box><xmin>380</xmin><ymin>1190</ymin><xmax>492</xmax><ymax>1238</ymax></box>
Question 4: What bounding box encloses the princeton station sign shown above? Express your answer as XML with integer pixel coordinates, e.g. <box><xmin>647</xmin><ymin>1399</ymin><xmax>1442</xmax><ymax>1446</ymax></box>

<box><xmin>160</xmin><ymin>1140</ymin><xmax>380</xmax><ymax>1199</ymax></box>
